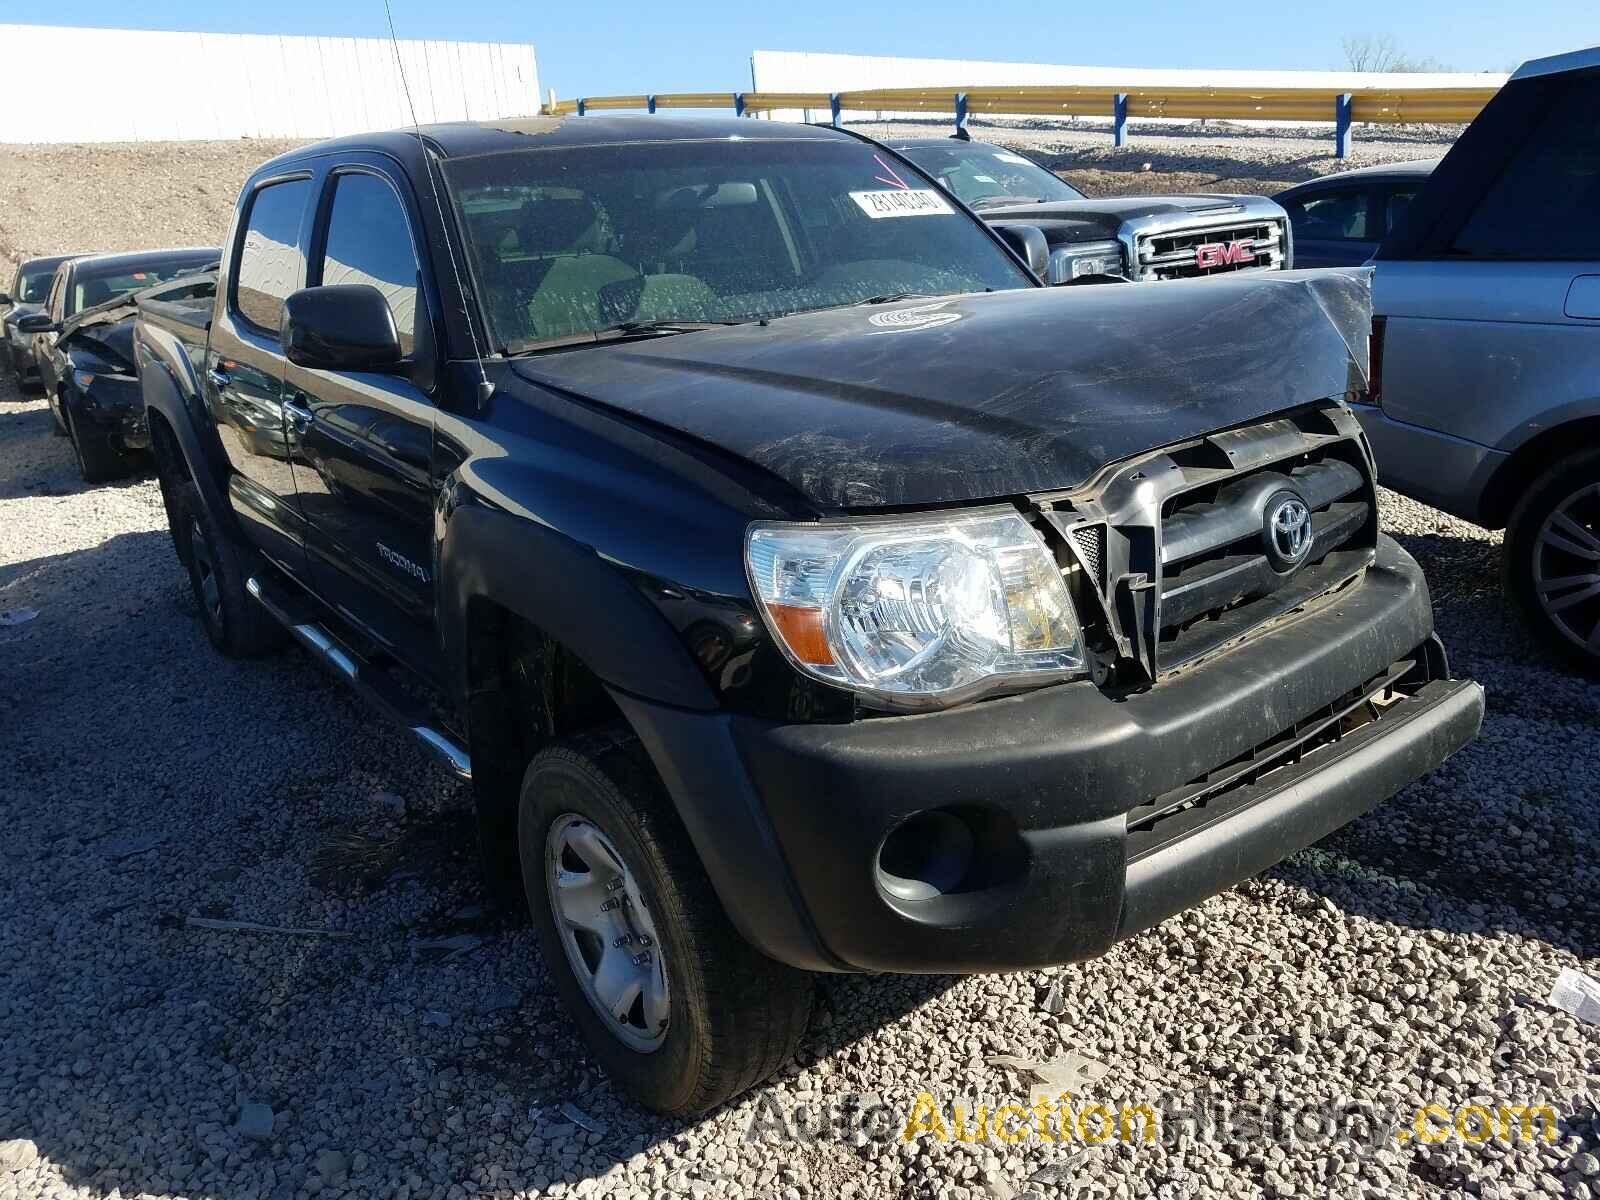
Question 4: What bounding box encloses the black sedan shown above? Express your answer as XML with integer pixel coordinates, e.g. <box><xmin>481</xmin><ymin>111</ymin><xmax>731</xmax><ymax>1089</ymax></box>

<box><xmin>1273</xmin><ymin>159</ymin><xmax>1438</xmax><ymax>268</ymax></box>
<box><xmin>1</xmin><ymin>253</ymin><xmax>83</xmax><ymax>390</ymax></box>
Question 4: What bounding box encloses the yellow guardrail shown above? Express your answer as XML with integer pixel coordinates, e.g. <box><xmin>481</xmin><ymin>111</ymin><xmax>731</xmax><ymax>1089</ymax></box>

<box><xmin>545</xmin><ymin>83</ymin><xmax>1500</xmax><ymax>157</ymax></box>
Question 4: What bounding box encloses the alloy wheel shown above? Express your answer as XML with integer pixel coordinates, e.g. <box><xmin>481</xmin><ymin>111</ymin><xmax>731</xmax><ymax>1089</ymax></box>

<box><xmin>544</xmin><ymin>813</ymin><xmax>670</xmax><ymax>1052</ymax></box>
<box><xmin>1532</xmin><ymin>482</ymin><xmax>1600</xmax><ymax>654</ymax></box>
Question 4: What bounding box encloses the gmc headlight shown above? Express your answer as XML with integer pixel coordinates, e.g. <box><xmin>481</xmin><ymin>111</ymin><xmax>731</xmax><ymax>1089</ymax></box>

<box><xmin>746</xmin><ymin>509</ymin><xmax>1084</xmax><ymax>709</ymax></box>
<box><xmin>1047</xmin><ymin>240</ymin><xmax>1124</xmax><ymax>284</ymax></box>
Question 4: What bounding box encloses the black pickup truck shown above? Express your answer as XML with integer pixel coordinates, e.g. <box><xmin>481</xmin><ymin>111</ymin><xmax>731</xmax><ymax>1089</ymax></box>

<box><xmin>135</xmin><ymin>116</ymin><xmax>1483</xmax><ymax>1116</ymax></box>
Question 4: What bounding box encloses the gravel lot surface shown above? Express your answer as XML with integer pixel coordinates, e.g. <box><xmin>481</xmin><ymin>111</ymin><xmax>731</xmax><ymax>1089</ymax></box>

<box><xmin>1</xmin><ymin>129</ymin><xmax>1597</xmax><ymax>1200</ymax></box>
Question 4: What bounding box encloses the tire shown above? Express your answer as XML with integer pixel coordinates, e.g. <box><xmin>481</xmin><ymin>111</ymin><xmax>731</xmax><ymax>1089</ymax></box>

<box><xmin>65</xmin><ymin>406</ymin><xmax>130</xmax><ymax>484</ymax></box>
<box><xmin>1503</xmin><ymin>447</ymin><xmax>1600</xmax><ymax>674</ymax></box>
<box><xmin>518</xmin><ymin>729</ymin><xmax>812</xmax><ymax>1116</ymax></box>
<box><xmin>175</xmin><ymin>482</ymin><xmax>284</xmax><ymax>657</ymax></box>
<box><xmin>49</xmin><ymin>389</ymin><xmax>69</xmax><ymax>433</ymax></box>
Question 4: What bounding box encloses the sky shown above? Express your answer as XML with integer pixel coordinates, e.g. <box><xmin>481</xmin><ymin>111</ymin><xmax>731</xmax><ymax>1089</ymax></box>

<box><xmin>9</xmin><ymin>2</ymin><xmax>1596</xmax><ymax>99</ymax></box>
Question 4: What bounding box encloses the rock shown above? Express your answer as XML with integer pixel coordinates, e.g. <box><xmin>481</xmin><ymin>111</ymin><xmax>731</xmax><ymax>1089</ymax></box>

<box><xmin>372</xmin><ymin>790</ymin><xmax>406</xmax><ymax>815</ymax></box>
<box><xmin>1574</xmin><ymin>1154</ymin><xmax>1600</xmax><ymax>1178</ymax></box>
<box><xmin>315</xmin><ymin>1149</ymin><xmax>350</xmax><ymax>1184</ymax></box>
<box><xmin>237</xmin><ymin>1103</ymin><xmax>275</xmax><ymax>1141</ymax></box>
<box><xmin>484</xmin><ymin>985</ymin><xmax>522</xmax><ymax>1012</ymax></box>
<box><xmin>422</xmin><ymin>1010</ymin><xmax>451</xmax><ymax>1027</ymax></box>
<box><xmin>0</xmin><ymin>1139</ymin><xmax>39</xmax><ymax>1171</ymax></box>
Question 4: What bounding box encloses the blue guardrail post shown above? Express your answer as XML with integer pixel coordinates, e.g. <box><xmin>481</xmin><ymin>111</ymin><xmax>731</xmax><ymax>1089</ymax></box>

<box><xmin>647</xmin><ymin>95</ymin><xmax>657</xmax><ymax>114</ymax></box>
<box><xmin>954</xmin><ymin>92</ymin><xmax>969</xmax><ymax>138</ymax></box>
<box><xmin>1335</xmin><ymin>93</ymin><xmax>1353</xmax><ymax>159</ymax></box>
<box><xmin>576</xmin><ymin>98</ymin><xmax>587</xmax><ymax>116</ymax></box>
<box><xmin>734</xmin><ymin>92</ymin><xmax>746</xmax><ymax>118</ymax></box>
<box><xmin>1113</xmin><ymin>93</ymin><xmax>1129</xmax><ymax>147</ymax></box>
<box><xmin>830</xmin><ymin>93</ymin><xmax>842</xmax><ymax>127</ymax></box>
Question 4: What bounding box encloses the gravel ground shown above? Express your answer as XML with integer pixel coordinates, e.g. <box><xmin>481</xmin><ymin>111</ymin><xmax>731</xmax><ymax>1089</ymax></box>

<box><xmin>1</xmin><ymin>128</ymin><xmax>1597</xmax><ymax>1200</ymax></box>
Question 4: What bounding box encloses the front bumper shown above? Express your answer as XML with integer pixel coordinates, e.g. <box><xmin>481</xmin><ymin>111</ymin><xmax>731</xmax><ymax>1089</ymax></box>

<box><xmin>73</xmin><ymin>375</ymin><xmax>149</xmax><ymax>449</ymax></box>
<box><xmin>619</xmin><ymin>536</ymin><xmax>1482</xmax><ymax>974</ymax></box>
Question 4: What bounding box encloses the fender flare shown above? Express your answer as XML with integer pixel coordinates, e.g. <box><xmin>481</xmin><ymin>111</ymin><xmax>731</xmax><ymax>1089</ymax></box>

<box><xmin>134</xmin><ymin>322</ymin><xmax>238</xmax><ymax>536</ymax></box>
<box><xmin>437</xmin><ymin>500</ymin><xmax>717</xmax><ymax>715</ymax></box>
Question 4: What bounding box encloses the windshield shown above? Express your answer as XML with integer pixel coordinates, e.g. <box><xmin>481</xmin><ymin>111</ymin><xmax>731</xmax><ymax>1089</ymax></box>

<box><xmin>894</xmin><ymin>143</ymin><xmax>1085</xmax><ymax>209</ymax></box>
<box><xmin>68</xmin><ymin>255</ymin><xmax>216</xmax><ymax>317</ymax></box>
<box><xmin>443</xmin><ymin>138</ymin><xmax>1035</xmax><ymax>350</ymax></box>
<box><xmin>16</xmin><ymin>264</ymin><xmax>60</xmax><ymax>305</ymax></box>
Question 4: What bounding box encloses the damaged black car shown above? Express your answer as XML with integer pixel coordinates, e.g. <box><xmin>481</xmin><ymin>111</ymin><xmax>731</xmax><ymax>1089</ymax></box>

<box><xmin>14</xmin><ymin>249</ymin><xmax>217</xmax><ymax>480</ymax></box>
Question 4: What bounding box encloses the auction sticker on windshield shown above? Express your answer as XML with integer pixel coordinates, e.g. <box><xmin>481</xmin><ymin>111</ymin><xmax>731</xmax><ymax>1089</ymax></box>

<box><xmin>850</xmin><ymin>189</ymin><xmax>955</xmax><ymax>218</ymax></box>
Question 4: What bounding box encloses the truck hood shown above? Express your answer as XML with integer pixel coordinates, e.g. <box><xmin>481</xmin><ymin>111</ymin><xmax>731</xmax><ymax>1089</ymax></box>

<box><xmin>511</xmin><ymin>269</ymin><xmax>1371</xmax><ymax>510</ymax></box>
<box><xmin>980</xmin><ymin>194</ymin><xmax>1270</xmax><ymax>244</ymax></box>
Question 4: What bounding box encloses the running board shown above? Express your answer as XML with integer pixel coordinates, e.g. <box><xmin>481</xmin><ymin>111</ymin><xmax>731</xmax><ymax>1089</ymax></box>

<box><xmin>244</xmin><ymin>576</ymin><xmax>473</xmax><ymax>783</ymax></box>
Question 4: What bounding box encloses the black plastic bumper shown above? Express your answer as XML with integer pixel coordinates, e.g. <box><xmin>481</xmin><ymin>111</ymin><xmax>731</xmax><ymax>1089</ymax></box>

<box><xmin>617</xmin><ymin>537</ymin><xmax>1483</xmax><ymax>974</ymax></box>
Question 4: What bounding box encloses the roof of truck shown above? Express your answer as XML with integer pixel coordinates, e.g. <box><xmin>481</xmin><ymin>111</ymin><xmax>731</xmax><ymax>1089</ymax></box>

<box><xmin>260</xmin><ymin>115</ymin><xmax>857</xmax><ymax>173</ymax></box>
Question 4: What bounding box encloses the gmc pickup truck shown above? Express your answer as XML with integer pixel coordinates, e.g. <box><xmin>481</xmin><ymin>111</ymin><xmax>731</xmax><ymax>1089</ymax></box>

<box><xmin>135</xmin><ymin>116</ymin><xmax>1483</xmax><ymax>1116</ymax></box>
<box><xmin>892</xmin><ymin>137</ymin><xmax>1291</xmax><ymax>283</ymax></box>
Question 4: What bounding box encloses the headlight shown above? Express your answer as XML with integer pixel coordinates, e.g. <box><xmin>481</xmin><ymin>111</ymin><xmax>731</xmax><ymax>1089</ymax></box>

<box><xmin>74</xmin><ymin>371</ymin><xmax>97</xmax><ymax>390</ymax></box>
<box><xmin>746</xmin><ymin>509</ymin><xmax>1084</xmax><ymax>709</ymax></box>
<box><xmin>1047</xmin><ymin>241</ymin><xmax>1124</xmax><ymax>284</ymax></box>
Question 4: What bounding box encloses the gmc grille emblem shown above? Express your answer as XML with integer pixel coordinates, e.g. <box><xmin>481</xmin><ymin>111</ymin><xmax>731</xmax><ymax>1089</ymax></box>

<box><xmin>1195</xmin><ymin>239</ymin><xmax>1256</xmax><ymax>269</ymax></box>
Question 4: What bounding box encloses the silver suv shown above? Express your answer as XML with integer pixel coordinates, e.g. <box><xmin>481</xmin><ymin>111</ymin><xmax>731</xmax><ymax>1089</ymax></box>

<box><xmin>1361</xmin><ymin>46</ymin><xmax>1600</xmax><ymax>668</ymax></box>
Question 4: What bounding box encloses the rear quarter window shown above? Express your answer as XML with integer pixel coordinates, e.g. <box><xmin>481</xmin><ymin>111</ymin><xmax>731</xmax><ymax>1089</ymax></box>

<box><xmin>1286</xmin><ymin>188</ymin><xmax>1370</xmax><ymax>241</ymax></box>
<box><xmin>1452</xmin><ymin>76</ymin><xmax>1600</xmax><ymax>260</ymax></box>
<box><xmin>233</xmin><ymin>178</ymin><xmax>311</xmax><ymax>334</ymax></box>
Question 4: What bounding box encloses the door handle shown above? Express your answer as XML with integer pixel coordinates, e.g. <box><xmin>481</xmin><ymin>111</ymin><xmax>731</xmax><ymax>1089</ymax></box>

<box><xmin>283</xmin><ymin>394</ymin><xmax>313</xmax><ymax>434</ymax></box>
<box><xmin>205</xmin><ymin>367</ymin><xmax>232</xmax><ymax>391</ymax></box>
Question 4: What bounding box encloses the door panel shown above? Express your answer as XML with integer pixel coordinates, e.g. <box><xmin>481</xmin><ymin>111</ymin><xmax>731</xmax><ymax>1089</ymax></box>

<box><xmin>208</xmin><ymin>175</ymin><xmax>315</xmax><ymax>576</ymax></box>
<box><xmin>287</xmin><ymin>166</ymin><xmax>440</xmax><ymax>675</ymax></box>
<box><xmin>1376</xmin><ymin>259</ymin><xmax>1600</xmax><ymax>450</ymax></box>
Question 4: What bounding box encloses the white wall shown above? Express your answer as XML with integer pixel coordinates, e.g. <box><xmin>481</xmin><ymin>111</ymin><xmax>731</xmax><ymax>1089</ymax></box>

<box><xmin>750</xmin><ymin>49</ymin><xmax>1506</xmax><ymax>123</ymax></box>
<box><xmin>0</xmin><ymin>25</ymin><xmax>540</xmax><ymax>143</ymax></box>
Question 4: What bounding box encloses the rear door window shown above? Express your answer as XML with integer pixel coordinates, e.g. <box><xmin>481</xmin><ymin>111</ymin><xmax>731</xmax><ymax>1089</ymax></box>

<box><xmin>233</xmin><ymin>178</ymin><xmax>311</xmax><ymax>334</ymax></box>
<box><xmin>314</xmin><ymin>172</ymin><xmax>422</xmax><ymax>355</ymax></box>
<box><xmin>1451</xmin><ymin>78</ymin><xmax>1600</xmax><ymax>260</ymax></box>
<box><xmin>1287</xmin><ymin>188</ymin><xmax>1371</xmax><ymax>241</ymax></box>
<box><xmin>1381</xmin><ymin>187</ymin><xmax>1422</xmax><ymax>239</ymax></box>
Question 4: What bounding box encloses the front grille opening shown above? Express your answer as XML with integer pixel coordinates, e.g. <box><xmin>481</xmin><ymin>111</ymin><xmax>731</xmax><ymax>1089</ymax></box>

<box><xmin>1137</xmin><ymin>219</ymin><xmax>1286</xmax><ymax>281</ymax></box>
<box><xmin>1125</xmin><ymin>656</ymin><xmax>1432</xmax><ymax>856</ymax></box>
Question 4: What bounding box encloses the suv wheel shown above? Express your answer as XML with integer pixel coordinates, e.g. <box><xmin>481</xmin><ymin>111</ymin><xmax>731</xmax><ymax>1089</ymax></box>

<box><xmin>175</xmin><ymin>482</ymin><xmax>283</xmax><ymax>657</ymax></box>
<box><xmin>1504</xmin><ymin>448</ymin><xmax>1600</xmax><ymax>672</ymax></box>
<box><xmin>518</xmin><ymin>730</ymin><xmax>812</xmax><ymax>1115</ymax></box>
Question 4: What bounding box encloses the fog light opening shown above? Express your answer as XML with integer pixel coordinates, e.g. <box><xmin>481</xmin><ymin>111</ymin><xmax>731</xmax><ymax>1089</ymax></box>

<box><xmin>876</xmin><ymin>811</ymin><xmax>976</xmax><ymax>902</ymax></box>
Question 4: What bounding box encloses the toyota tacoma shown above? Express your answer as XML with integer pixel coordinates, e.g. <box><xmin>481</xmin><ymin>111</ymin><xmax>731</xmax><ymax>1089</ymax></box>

<box><xmin>134</xmin><ymin>116</ymin><xmax>1482</xmax><ymax>1116</ymax></box>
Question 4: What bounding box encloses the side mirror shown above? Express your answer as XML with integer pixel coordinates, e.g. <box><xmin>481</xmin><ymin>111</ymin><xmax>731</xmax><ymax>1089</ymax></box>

<box><xmin>0</xmin><ymin>292</ymin><xmax>11</xmax><ymax>305</ymax></box>
<box><xmin>282</xmin><ymin>285</ymin><xmax>402</xmax><ymax>372</ymax></box>
<box><xmin>15</xmin><ymin>313</ymin><xmax>57</xmax><ymax>334</ymax></box>
<box><xmin>990</xmin><ymin>223</ymin><xmax>1051</xmax><ymax>280</ymax></box>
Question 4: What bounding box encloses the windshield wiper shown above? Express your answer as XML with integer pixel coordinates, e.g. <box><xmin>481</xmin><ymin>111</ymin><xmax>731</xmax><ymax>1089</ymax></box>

<box><xmin>854</xmin><ymin>292</ymin><xmax>936</xmax><ymax>305</ymax></box>
<box><xmin>502</xmin><ymin>318</ymin><xmax>745</xmax><ymax>357</ymax></box>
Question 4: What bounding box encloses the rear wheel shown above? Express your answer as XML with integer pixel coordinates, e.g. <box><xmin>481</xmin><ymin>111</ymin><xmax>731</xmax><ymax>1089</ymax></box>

<box><xmin>518</xmin><ymin>730</ymin><xmax>812</xmax><ymax>1115</ymax></box>
<box><xmin>48</xmin><ymin>388</ymin><xmax>69</xmax><ymax>434</ymax></box>
<box><xmin>1503</xmin><ymin>448</ymin><xmax>1600</xmax><ymax>673</ymax></box>
<box><xmin>176</xmin><ymin>482</ymin><xmax>283</xmax><ymax>657</ymax></box>
<box><xmin>65</xmin><ymin>406</ymin><xmax>130</xmax><ymax>483</ymax></box>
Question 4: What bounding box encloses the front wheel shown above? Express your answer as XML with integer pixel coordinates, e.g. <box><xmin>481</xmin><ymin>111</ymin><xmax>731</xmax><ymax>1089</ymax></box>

<box><xmin>518</xmin><ymin>730</ymin><xmax>812</xmax><ymax>1116</ymax></box>
<box><xmin>65</xmin><ymin>406</ymin><xmax>130</xmax><ymax>484</ymax></box>
<box><xmin>1503</xmin><ymin>448</ymin><xmax>1600</xmax><ymax>673</ymax></box>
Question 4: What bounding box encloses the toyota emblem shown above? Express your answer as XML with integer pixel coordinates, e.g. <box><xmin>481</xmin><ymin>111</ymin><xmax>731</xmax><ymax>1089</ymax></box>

<box><xmin>1264</xmin><ymin>492</ymin><xmax>1313</xmax><ymax>570</ymax></box>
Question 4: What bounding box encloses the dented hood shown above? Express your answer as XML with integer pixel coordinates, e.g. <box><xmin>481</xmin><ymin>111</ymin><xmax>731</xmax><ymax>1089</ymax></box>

<box><xmin>512</xmin><ymin>269</ymin><xmax>1372</xmax><ymax>510</ymax></box>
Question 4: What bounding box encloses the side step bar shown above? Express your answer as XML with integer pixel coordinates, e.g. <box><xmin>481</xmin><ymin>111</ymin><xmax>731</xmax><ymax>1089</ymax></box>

<box><xmin>245</xmin><ymin>576</ymin><xmax>473</xmax><ymax>783</ymax></box>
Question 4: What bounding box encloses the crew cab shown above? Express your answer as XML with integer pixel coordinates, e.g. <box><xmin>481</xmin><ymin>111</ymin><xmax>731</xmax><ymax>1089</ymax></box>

<box><xmin>892</xmin><ymin>137</ymin><xmax>1291</xmax><ymax>283</ymax></box>
<box><xmin>134</xmin><ymin>116</ymin><xmax>1482</xmax><ymax>1116</ymax></box>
